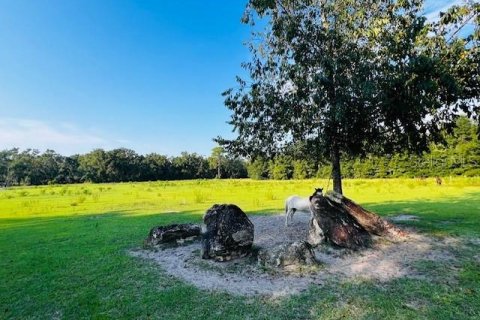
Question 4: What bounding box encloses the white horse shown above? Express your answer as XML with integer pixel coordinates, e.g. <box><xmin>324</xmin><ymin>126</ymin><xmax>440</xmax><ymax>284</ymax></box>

<box><xmin>285</xmin><ymin>188</ymin><xmax>323</xmax><ymax>226</ymax></box>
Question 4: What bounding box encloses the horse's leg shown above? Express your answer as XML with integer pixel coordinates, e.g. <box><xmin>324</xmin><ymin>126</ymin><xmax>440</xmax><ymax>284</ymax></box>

<box><xmin>285</xmin><ymin>208</ymin><xmax>296</xmax><ymax>226</ymax></box>
<box><xmin>285</xmin><ymin>207</ymin><xmax>291</xmax><ymax>226</ymax></box>
<box><xmin>289</xmin><ymin>208</ymin><xmax>297</xmax><ymax>225</ymax></box>
<box><xmin>285</xmin><ymin>202</ymin><xmax>289</xmax><ymax>226</ymax></box>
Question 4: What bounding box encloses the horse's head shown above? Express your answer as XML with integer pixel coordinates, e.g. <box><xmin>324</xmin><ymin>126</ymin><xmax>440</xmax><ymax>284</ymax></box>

<box><xmin>309</xmin><ymin>188</ymin><xmax>323</xmax><ymax>201</ymax></box>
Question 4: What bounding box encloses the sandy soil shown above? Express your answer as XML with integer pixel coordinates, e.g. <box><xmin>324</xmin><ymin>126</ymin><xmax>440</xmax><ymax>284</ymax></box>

<box><xmin>130</xmin><ymin>212</ymin><xmax>461</xmax><ymax>297</ymax></box>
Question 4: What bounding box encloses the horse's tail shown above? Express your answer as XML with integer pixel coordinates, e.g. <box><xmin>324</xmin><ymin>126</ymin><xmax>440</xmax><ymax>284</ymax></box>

<box><xmin>285</xmin><ymin>200</ymin><xmax>288</xmax><ymax>214</ymax></box>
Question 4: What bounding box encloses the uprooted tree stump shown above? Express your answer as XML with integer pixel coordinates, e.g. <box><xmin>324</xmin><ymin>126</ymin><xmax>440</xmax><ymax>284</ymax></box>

<box><xmin>201</xmin><ymin>204</ymin><xmax>254</xmax><ymax>261</ymax></box>
<box><xmin>308</xmin><ymin>191</ymin><xmax>403</xmax><ymax>250</ymax></box>
<box><xmin>144</xmin><ymin>223</ymin><xmax>201</xmax><ymax>247</ymax></box>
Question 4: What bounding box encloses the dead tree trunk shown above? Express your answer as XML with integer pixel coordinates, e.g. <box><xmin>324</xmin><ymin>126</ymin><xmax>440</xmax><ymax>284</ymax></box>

<box><xmin>308</xmin><ymin>191</ymin><xmax>403</xmax><ymax>250</ymax></box>
<box><xmin>325</xmin><ymin>191</ymin><xmax>401</xmax><ymax>236</ymax></box>
<box><xmin>309</xmin><ymin>192</ymin><xmax>371</xmax><ymax>250</ymax></box>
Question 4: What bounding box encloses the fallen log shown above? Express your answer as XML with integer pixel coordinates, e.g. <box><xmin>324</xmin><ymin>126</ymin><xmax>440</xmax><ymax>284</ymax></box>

<box><xmin>144</xmin><ymin>223</ymin><xmax>201</xmax><ymax>247</ymax></box>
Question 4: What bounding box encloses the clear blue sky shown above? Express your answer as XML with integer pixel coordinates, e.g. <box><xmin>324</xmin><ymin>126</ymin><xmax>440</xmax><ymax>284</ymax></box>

<box><xmin>0</xmin><ymin>0</ymin><xmax>461</xmax><ymax>156</ymax></box>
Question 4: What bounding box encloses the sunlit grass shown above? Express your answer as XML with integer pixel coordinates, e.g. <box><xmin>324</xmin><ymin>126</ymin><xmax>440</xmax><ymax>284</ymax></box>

<box><xmin>1</xmin><ymin>177</ymin><xmax>479</xmax><ymax>219</ymax></box>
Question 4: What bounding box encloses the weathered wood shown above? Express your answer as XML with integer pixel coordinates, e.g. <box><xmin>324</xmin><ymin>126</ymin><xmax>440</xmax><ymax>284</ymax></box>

<box><xmin>201</xmin><ymin>204</ymin><xmax>254</xmax><ymax>261</ymax></box>
<box><xmin>257</xmin><ymin>241</ymin><xmax>318</xmax><ymax>270</ymax></box>
<box><xmin>309</xmin><ymin>192</ymin><xmax>371</xmax><ymax>250</ymax></box>
<box><xmin>325</xmin><ymin>191</ymin><xmax>404</xmax><ymax>237</ymax></box>
<box><xmin>144</xmin><ymin>223</ymin><xmax>201</xmax><ymax>247</ymax></box>
<box><xmin>307</xmin><ymin>217</ymin><xmax>325</xmax><ymax>247</ymax></box>
<box><xmin>308</xmin><ymin>190</ymin><xmax>404</xmax><ymax>250</ymax></box>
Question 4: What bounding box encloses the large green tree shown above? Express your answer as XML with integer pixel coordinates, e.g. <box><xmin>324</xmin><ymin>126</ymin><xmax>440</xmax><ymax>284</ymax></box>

<box><xmin>217</xmin><ymin>0</ymin><xmax>479</xmax><ymax>194</ymax></box>
<box><xmin>208</xmin><ymin>146</ymin><xmax>227</xmax><ymax>178</ymax></box>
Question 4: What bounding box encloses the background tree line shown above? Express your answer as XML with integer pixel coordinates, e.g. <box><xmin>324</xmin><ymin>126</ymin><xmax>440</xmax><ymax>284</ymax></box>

<box><xmin>0</xmin><ymin>148</ymin><xmax>248</xmax><ymax>186</ymax></box>
<box><xmin>0</xmin><ymin>117</ymin><xmax>478</xmax><ymax>186</ymax></box>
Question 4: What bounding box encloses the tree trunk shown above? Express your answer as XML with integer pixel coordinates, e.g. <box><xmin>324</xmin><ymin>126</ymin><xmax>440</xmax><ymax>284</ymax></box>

<box><xmin>308</xmin><ymin>191</ymin><xmax>405</xmax><ymax>250</ymax></box>
<box><xmin>330</xmin><ymin>146</ymin><xmax>343</xmax><ymax>195</ymax></box>
<box><xmin>326</xmin><ymin>191</ymin><xmax>403</xmax><ymax>236</ymax></box>
<box><xmin>309</xmin><ymin>192</ymin><xmax>371</xmax><ymax>250</ymax></box>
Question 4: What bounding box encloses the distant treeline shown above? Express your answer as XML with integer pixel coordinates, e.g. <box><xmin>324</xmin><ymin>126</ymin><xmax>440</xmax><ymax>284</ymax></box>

<box><xmin>1</xmin><ymin>117</ymin><xmax>478</xmax><ymax>186</ymax></box>
<box><xmin>248</xmin><ymin>117</ymin><xmax>480</xmax><ymax>180</ymax></box>
<box><xmin>0</xmin><ymin>149</ymin><xmax>248</xmax><ymax>186</ymax></box>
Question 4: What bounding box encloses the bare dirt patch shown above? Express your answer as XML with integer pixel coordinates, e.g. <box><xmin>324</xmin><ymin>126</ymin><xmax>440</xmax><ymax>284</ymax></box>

<box><xmin>130</xmin><ymin>212</ymin><xmax>463</xmax><ymax>297</ymax></box>
<box><xmin>388</xmin><ymin>214</ymin><xmax>420</xmax><ymax>222</ymax></box>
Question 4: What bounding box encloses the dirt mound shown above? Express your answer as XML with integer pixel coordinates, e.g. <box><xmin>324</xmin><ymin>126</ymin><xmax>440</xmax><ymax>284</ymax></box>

<box><xmin>130</xmin><ymin>213</ymin><xmax>460</xmax><ymax>297</ymax></box>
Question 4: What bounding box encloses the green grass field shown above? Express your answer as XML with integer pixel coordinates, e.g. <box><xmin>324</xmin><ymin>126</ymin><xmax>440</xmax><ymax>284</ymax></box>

<box><xmin>1</xmin><ymin>178</ymin><xmax>480</xmax><ymax>319</ymax></box>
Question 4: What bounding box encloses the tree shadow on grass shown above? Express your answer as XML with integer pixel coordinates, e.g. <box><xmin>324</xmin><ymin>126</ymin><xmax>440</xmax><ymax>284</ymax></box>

<box><xmin>362</xmin><ymin>191</ymin><xmax>480</xmax><ymax>237</ymax></box>
<box><xmin>0</xmin><ymin>210</ymin><xmax>203</xmax><ymax>230</ymax></box>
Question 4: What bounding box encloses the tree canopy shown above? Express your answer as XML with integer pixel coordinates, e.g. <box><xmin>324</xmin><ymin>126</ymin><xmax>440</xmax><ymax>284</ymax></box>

<box><xmin>217</xmin><ymin>0</ymin><xmax>479</xmax><ymax>194</ymax></box>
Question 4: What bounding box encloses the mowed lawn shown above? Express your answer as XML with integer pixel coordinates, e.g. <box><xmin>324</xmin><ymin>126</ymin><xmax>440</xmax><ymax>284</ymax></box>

<box><xmin>1</xmin><ymin>178</ymin><xmax>479</xmax><ymax>319</ymax></box>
